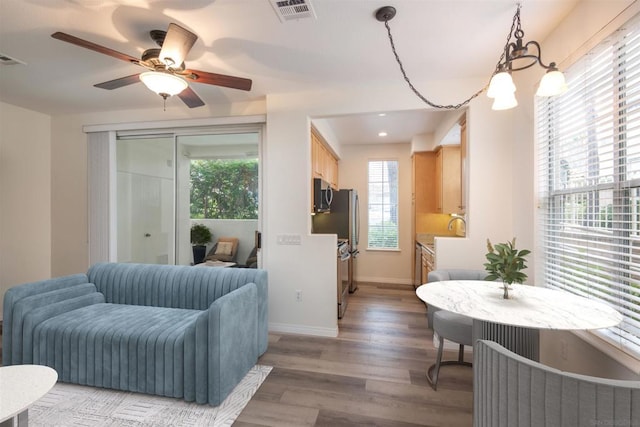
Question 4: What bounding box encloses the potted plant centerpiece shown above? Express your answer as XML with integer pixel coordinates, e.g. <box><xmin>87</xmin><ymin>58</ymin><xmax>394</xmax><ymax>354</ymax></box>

<box><xmin>190</xmin><ymin>223</ymin><xmax>212</xmax><ymax>265</ymax></box>
<box><xmin>484</xmin><ymin>237</ymin><xmax>531</xmax><ymax>299</ymax></box>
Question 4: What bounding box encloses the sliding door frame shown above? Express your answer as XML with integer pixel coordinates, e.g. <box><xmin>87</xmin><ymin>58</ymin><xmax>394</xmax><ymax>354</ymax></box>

<box><xmin>86</xmin><ymin>115</ymin><xmax>266</xmax><ymax>266</ymax></box>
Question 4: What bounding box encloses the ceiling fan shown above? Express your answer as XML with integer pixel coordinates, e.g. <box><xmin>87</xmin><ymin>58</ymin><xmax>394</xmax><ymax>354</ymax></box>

<box><xmin>51</xmin><ymin>23</ymin><xmax>252</xmax><ymax>108</ymax></box>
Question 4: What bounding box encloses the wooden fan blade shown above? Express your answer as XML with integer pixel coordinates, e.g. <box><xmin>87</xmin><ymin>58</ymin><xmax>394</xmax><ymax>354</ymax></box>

<box><xmin>52</xmin><ymin>32</ymin><xmax>141</xmax><ymax>65</ymax></box>
<box><xmin>184</xmin><ymin>69</ymin><xmax>252</xmax><ymax>91</ymax></box>
<box><xmin>159</xmin><ymin>23</ymin><xmax>197</xmax><ymax>69</ymax></box>
<box><xmin>94</xmin><ymin>74</ymin><xmax>141</xmax><ymax>90</ymax></box>
<box><xmin>177</xmin><ymin>86</ymin><xmax>205</xmax><ymax>108</ymax></box>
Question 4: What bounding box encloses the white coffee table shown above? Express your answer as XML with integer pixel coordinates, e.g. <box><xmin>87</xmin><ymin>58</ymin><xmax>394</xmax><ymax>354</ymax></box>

<box><xmin>0</xmin><ymin>365</ymin><xmax>58</xmax><ymax>427</ymax></box>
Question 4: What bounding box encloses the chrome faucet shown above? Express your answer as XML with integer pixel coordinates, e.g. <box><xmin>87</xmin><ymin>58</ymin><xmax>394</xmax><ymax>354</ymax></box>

<box><xmin>447</xmin><ymin>216</ymin><xmax>466</xmax><ymax>231</ymax></box>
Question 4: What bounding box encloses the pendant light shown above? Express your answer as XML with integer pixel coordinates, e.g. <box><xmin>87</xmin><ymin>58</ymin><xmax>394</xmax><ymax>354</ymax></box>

<box><xmin>376</xmin><ymin>3</ymin><xmax>567</xmax><ymax>111</ymax></box>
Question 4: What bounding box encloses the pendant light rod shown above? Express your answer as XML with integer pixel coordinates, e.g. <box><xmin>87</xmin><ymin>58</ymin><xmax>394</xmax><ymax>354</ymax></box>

<box><xmin>496</xmin><ymin>5</ymin><xmax>557</xmax><ymax>72</ymax></box>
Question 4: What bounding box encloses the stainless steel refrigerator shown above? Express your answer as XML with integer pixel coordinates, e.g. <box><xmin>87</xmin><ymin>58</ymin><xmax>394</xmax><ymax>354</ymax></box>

<box><xmin>312</xmin><ymin>189</ymin><xmax>360</xmax><ymax>292</ymax></box>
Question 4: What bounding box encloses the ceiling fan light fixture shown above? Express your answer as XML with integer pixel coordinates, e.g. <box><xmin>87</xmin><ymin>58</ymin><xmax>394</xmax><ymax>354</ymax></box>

<box><xmin>139</xmin><ymin>71</ymin><xmax>188</xmax><ymax>97</ymax></box>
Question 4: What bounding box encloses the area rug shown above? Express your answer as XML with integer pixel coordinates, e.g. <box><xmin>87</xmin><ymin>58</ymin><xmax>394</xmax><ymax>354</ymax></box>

<box><xmin>29</xmin><ymin>365</ymin><xmax>272</xmax><ymax>427</ymax></box>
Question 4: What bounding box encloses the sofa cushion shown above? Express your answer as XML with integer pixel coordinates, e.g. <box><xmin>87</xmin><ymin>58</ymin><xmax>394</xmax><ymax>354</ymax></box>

<box><xmin>33</xmin><ymin>303</ymin><xmax>202</xmax><ymax>398</ymax></box>
<box><xmin>215</xmin><ymin>241</ymin><xmax>234</xmax><ymax>256</ymax></box>
<box><xmin>22</xmin><ymin>292</ymin><xmax>106</xmax><ymax>364</ymax></box>
<box><xmin>11</xmin><ymin>283</ymin><xmax>98</xmax><ymax>364</ymax></box>
<box><xmin>87</xmin><ymin>262</ymin><xmax>266</xmax><ymax>311</ymax></box>
<box><xmin>205</xmin><ymin>237</ymin><xmax>239</xmax><ymax>263</ymax></box>
<box><xmin>2</xmin><ymin>273</ymin><xmax>89</xmax><ymax>365</ymax></box>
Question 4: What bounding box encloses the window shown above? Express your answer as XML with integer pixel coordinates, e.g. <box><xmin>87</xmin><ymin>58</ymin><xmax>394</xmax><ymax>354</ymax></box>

<box><xmin>537</xmin><ymin>14</ymin><xmax>640</xmax><ymax>356</ymax></box>
<box><xmin>368</xmin><ymin>160</ymin><xmax>399</xmax><ymax>249</ymax></box>
<box><xmin>190</xmin><ymin>159</ymin><xmax>259</xmax><ymax>219</ymax></box>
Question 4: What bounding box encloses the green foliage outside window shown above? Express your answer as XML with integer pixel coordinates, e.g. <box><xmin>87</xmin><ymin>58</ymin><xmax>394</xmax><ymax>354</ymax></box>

<box><xmin>368</xmin><ymin>222</ymin><xmax>399</xmax><ymax>248</ymax></box>
<box><xmin>190</xmin><ymin>159</ymin><xmax>258</xmax><ymax>219</ymax></box>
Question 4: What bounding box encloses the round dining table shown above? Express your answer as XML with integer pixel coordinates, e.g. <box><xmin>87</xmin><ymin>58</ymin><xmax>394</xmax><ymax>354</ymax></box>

<box><xmin>416</xmin><ymin>280</ymin><xmax>623</xmax><ymax>361</ymax></box>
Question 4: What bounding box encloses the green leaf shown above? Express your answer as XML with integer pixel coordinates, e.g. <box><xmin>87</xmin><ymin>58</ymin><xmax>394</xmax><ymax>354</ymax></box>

<box><xmin>484</xmin><ymin>237</ymin><xmax>530</xmax><ymax>284</ymax></box>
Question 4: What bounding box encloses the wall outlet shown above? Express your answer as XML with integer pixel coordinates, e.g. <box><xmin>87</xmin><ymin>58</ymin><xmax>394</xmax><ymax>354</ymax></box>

<box><xmin>296</xmin><ymin>290</ymin><xmax>302</xmax><ymax>302</ymax></box>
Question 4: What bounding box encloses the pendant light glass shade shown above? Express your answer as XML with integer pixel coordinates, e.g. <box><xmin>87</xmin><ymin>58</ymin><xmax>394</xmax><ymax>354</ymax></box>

<box><xmin>487</xmin><ymin>71</ymin><xmax>516</xmax><ymax>99</ymax></box>
<box><xmin>536</xmin><ymin>69</ymin><xmax>568</xmax><ymax>97</ymax></box>
<box><xmin>139</xmin><ymin>72</ymin><xmax>188</xmax><ymax>96</ymax></box>
<box><xmin>492</xmin><ymin>91</ymin><xmax>518</xmax><ymax>110</ymax></box>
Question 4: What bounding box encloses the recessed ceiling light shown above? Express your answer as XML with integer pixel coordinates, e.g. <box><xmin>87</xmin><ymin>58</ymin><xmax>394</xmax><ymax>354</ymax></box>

<box><xmin>378</xmin><ymin>132</ymin><xmax>388</xmax><ymax>137</ymax></box>
<box><xmin>378</xmin><ymin>113</ymin><xmax>386</xmax><ymax>117</ymax></box>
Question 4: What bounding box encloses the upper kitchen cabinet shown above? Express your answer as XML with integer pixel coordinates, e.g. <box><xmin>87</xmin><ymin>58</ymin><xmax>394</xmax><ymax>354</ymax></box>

<box><xmin>311</xmin><ymin>126</ymin><xmax>339</xmax><ymax>189</ymax></box>
<box><xmin>412</xmin><ymin>151</ymin><xmax>437</xmax><ymax>216</ymax></box>
<box><xmin>435</xmin><ymin>145</ymin><xmax>462</xmax><ymax>214</ymax></box>
<box><xmin>435</xmin><ymin>115</ymin><xmax>466</xmax><ymax>215</ymax></box>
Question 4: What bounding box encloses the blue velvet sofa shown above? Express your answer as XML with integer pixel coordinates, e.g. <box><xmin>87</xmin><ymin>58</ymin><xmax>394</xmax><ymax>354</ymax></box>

<box><xmin>2</xmin><ymin>262</ymin><xmax>268</xmax><ymax>406</ymax></box>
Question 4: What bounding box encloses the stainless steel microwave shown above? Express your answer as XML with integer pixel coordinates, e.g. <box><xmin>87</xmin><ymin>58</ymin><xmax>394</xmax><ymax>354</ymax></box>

<box><xmin>313</xmin><ymin>178</ymin><xmax>333</xmax><ymax>213</ymax></box>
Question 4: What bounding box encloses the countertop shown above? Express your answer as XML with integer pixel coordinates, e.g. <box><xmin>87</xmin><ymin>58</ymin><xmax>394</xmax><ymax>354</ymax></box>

<box><xmin>416</xmin><ymin>234</ymin><xmax>435</xmax><ymax>252</ymax></box>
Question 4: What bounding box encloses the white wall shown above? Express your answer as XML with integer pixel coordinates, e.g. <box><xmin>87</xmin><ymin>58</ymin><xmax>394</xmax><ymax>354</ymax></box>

<box><xmin>0</xmin><ymin>101</ymin><xmax>52</xmax><ymax>313</ymax></box>
<box><xmin>263</xmin><ymin>77</ymin><xmax>501</xmax><ymax>337</ymax></box>
<box><xmin>434</xmin><ymin>95</ymin><xmax>516</xmax><ymax>271</ymax></box>
<box><xmin>338</xmin><ymin>142</ymin><xmax>413</xmax><ymax>284</ymax></box>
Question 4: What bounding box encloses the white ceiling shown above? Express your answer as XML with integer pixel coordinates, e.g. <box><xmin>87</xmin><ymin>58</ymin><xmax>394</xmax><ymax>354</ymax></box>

<box><xmin>0</xmin><ymin>0</ymin><xmax>581</xmax><ymax>144</ymax></box>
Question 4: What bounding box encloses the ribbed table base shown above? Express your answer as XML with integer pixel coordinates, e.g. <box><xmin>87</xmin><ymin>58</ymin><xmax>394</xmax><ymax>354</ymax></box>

<box><xmin>472</xmin><ymin>320</ymin><xmax>540</xmax><ymax>361</ymax></box>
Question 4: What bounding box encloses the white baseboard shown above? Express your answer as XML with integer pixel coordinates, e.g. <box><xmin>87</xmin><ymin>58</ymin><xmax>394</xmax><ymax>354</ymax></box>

<box><xmin>269</xmin><ymin>322</ymin><xmax>338</xmax><ymax>338</ymax></box>
<box><xmin>356</xmin><ymin>276</ymin><xmax>413</xmax><ymax>285</ymax></box>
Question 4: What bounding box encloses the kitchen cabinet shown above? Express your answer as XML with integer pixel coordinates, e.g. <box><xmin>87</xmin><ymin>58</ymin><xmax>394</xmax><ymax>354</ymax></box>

<box><xmin>412</xmin><ymin>152</ymin><xmax>436</xmax><ymax>284</ymax></box>
<box><xmin>311</xmin><ymin>127</ymin><xmax>338</xmax><ymax>189</ymax></box>
<box><xmin>435</xmin><ymin>145</ymin><xmax>462</xmax><ymax>214</ymax></box>
<box><xmin>421</xmin><ymin>244</ymin><xmax>435</xmax><ymax>285</ymax></box>
<box><xmin>412</xmin><ymin>152</ymin><xmax>437</xmax><ymax>219</ymax></box>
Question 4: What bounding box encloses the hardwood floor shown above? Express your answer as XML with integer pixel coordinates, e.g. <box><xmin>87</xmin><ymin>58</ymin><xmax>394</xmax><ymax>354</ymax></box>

<box><xmin>235</xmin><ymin>283</ymin><xmax>473</xmax><ymax>426</ymax></box>
<box><xmin>0</xmin><ymin>284</ymin><xmax>472</xmax><ymax>425</ymax></box>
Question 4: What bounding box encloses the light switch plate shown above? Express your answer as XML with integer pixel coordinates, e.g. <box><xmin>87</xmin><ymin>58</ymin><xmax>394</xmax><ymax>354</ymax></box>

<box><xmin>277</xmin><ymin>234</ymin><xmax>302</xmax><ymax>245</ymax></box>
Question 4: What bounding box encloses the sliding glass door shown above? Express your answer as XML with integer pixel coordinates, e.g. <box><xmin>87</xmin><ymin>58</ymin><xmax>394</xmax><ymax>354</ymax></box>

<box><xmin>116</xmin><ymin>135</ymin><xmax>175</xmax><ymax>264</ymax></box>
<box><xmin>111</xmin><ymin>126</ymin><xmax>262</xmax><ymax>266</ymax></box>
<box><xmin>176</xmin><ymin>131</ymin><xmax>261</xmax><ymax>266</ymax></box>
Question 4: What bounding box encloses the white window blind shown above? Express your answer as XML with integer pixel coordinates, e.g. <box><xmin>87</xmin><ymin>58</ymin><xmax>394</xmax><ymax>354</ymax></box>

<box><xmin>537</xmin><ymin>13</ymin><xmax>640</xmax><ymax>356</ymax></box>
<box><xmin>368</xmin><ymin>160</ymin><xmax>399</xmax><ymax>249</ymax></box>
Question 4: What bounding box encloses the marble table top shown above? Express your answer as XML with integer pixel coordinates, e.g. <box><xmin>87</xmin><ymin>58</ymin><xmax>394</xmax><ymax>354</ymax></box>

<box><xmin>0</xmin><ymin>364</ymin><xmax>58</xmax><ymax>422</ymax></box>
<box><xmin>416</xmin><ymin>280</ymin><xmax>623</xmax><ymax>330</ymax></box>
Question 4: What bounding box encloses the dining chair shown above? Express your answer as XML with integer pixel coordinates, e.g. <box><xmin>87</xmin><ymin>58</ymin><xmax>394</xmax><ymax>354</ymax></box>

<box><xmin>474</xmin><ymin>339</ymin><xmax>640</xmax><ymax>427</ymax></box>
<box><xmin>425</xmin><ymin>269</ymin><xmax>487</xmax><ymax>390</ymax></box>
<box><xmin>428</xmin><ymin>310</ymin><xmax>473</xmax><ymax>390</ymax></box>
<box><xmin>426</xmin><ymin>269</ymin><xmax>487</xmax><ymax>328</ymax></box>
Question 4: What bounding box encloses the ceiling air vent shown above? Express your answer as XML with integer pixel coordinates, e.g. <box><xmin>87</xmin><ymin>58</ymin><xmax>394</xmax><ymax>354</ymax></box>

<box><xmin>269</xmin><ymin>0</ymin><xmax>316</xmax><ymax>22</ymax></box>
<box><xmin>0</xmin><ymin>53</ymin><xmax>26</xmax><ymax>66</ymax></box>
